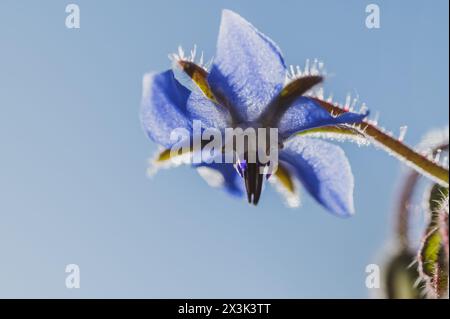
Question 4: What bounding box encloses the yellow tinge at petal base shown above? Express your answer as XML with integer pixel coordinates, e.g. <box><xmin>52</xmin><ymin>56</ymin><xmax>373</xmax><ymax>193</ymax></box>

<box><xmin>274</xmin><ymin>163</ymin><xmax>295</xmax><ymax>195</ymax></box>
<box><xmin>155</xmin><ymin>147</ymin><xmax>192</xmax><ymax>163</ymax></box>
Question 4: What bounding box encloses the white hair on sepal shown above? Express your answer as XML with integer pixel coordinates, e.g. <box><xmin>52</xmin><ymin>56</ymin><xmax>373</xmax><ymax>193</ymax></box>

<box><xmin>333</xmin><ymin>92</ymin><xmax>360</xmax><ymax>112</ymax></box>
<box><xmin>398</xmin><ymin>126</ymin><xmax>408</xmax><ymax>142</ymax></box>
<box><xmin>190</xmin><ymin>45</ymin><xmax>197</xmax><ymax>62</ymax></box>
<box><xmin>300</xmin><ymin>88</ymin><xmax>374</xmax><ymax>146</ymax></box>
<box><xmin>268</xmin><ymin>175</ymin><xmax>301</xmax><ymax>208</ymax></box>
<box><xmin>349</xmin><ymin>95</ymin><xmax>359</xmax><ymax>112</ymax></box>
<box><xmin>168</xmin><ymin>45</ymin><xmax>212</xmax><ymax>71</ymax></box>
<box><xmin>169</xmin><ymin>45</ymin><xmax>213</xmax><ymax>93</ymax></box>
<box><xmin>311</xmin><ymin>86</ymin><xmax>325</xmax><ymax>100</ymax></box>
<box><xmin>326</xmin><ymin>93</ymin><xmax>334</xmax><ymax>103</ymax></box>
<box><xmin>305</xmin><ymin>87</ymin><xmax>370</xmax><ymax>118</ymax></box>
<box><xmin>167</xmin><ymin>45</ymin><xmax>186</xmax><ymax>63</ymax></box>
<box><xmin>285</xmin><ymin>58</ymin><xmax>327</xmax><ymax>84</ymax></box>
<box><xmin>359</xmin><ymin>102</ymin><xmax>369</xmax><ymax>115</ymax></box>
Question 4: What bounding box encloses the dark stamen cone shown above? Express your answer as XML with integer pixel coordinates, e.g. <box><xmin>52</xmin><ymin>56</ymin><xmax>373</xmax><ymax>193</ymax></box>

<box><xmin>244</xmin><ymin>162</ymin><xmax>264</xmax><ymax>205</ymax></box>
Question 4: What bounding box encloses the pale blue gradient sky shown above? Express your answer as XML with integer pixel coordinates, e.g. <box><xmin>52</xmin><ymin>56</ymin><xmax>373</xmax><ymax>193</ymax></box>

<box><xmin>0</xmin><ymin>0</ymin><xmax>448</xmax><ymax>298</ymax></box>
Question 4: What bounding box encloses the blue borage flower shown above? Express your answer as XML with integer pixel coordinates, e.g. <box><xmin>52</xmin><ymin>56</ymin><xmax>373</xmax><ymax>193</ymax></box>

<box><xmin>141</xmin><ymin>9</ymin><xmax>369</xmax><ymax>217</ymax></box>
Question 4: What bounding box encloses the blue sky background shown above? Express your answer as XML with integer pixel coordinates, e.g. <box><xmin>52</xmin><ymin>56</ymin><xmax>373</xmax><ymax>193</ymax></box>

<box><xmin>0</xmin><ymin>0</ymin><xmax>448</xmax><ymax>298</ymax></box>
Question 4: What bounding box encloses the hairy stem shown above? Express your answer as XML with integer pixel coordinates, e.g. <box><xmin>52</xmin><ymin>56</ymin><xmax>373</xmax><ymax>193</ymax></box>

<box><xmin>312</xmin><ymin>98</ymin><xmax>449</xmax><ymax>187</ymax></box>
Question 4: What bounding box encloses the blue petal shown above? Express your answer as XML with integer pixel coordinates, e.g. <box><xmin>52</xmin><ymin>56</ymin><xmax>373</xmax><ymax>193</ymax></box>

<box><xmin>278</xmin><ymin>97</ymin><xmax>368</xmax><ymax>139</ymax></box>
<box><xmin>195</xmin><ymin>162</ymin><xmax>245</xmax><ymax>198</ymax></box>
<box><xmin>279</xmin><ymin>136</ymin><xmax>355</xmax><ymax>217</ymax></box>
<box><xmin>140</xmin><ymin>70</ymin><xmax>191</xmax><ymax>148</ymax></box>
<box><xmin>208</xmin><ymin>9</ymin><xmax>287</xmax><ymax>122</ymax></box>
<box><xmin>186</xmin><ymin>90</ymin><xmax>230</xmax><ymax>131</ymax></box>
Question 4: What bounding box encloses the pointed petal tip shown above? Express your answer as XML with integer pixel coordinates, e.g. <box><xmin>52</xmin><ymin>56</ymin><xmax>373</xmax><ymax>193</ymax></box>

<box><xmin>221</xmin><ymin>9</ymin><xmax>241</xmax><ymax>20</ymax></box>
<box><xmin>219</xmin><ymin>9</ymin><xmax>248</xmax><ymax>32</ymax></box>
<box><xmin>211</xmin><ymin>9</ymin><xmax>286</xmax><ymax>121</ymax></box>
<box><xmin>331</xmin><ymin>205</ymin><xmax>355</xmax><ymax>218</ymax></box>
